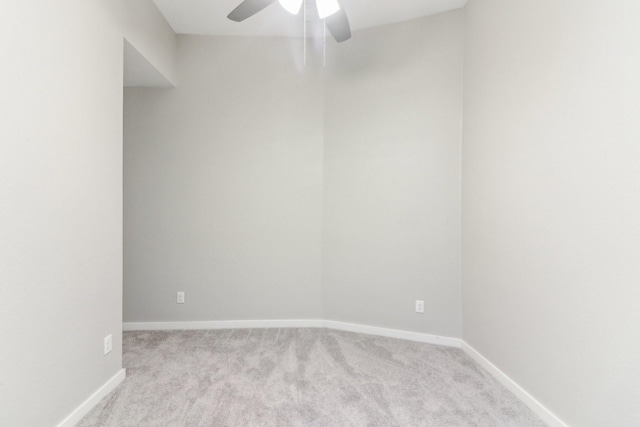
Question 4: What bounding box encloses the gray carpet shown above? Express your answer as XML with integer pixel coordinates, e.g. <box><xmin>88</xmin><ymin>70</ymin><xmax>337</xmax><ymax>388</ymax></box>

<box><xmin>79</xmin><ymin>328</ymin><xmax>546</xmax><ymax>426</ymax></box>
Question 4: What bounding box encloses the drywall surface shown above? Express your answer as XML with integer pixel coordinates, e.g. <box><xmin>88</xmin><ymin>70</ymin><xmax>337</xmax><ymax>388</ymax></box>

<box><xmin>462</xmin><ymin>1</ymin><xmax>640</xmax><ymax>425</ymax></box>
<box><xmin>124</xmin><ymin>13</ymin><xmax>464</xmax><ymax>337</ymax></box>
<box><xmin>323</xmin><ymin>11</ymin><xmax>463</xmax><ymax>337</ymax></box>
<box><xmin>0</xmin><ymin>1</ymin><xmax>175</xmax><ymax>426</ymax></box>
<box><xmin>124</xmin><ymin>40</ymin><xmax>174</xmax><ymax>88</ymax></box>
<box><xmin>124</xmin><ymin>36</ymin><xmax>324</xmax><ymax>322</ymax></box>
<box><xmin>117</xmin><ymin>0</ymin><xmax>177</xmax><ymax>84</ymax></box>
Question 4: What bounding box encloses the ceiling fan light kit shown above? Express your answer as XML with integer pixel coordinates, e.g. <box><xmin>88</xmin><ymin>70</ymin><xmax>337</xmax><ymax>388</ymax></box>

<box><xmin>227</xmin><ymin>0</ymin><xmax>351</xmax><ymax>43</ymax></box>
<box><xmin>278</xmin><ymin>0</ymin><xmax>303</xmax><ymax>15</ymax></box>
<box><xmin>279</xmin><ymin>0</ymin><xmax>339</xmax><ymax>18</ymax></box>
<box><xmin>316</xmin><ymin>0</ymin><xmax>340</xmax><ymax>19</ymax></box>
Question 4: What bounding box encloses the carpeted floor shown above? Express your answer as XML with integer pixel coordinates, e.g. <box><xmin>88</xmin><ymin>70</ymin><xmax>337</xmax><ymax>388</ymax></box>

<box><xmin>79</xmin><ymin>328</ymin><xmax>546</xmax><ymax>426</ymax></box>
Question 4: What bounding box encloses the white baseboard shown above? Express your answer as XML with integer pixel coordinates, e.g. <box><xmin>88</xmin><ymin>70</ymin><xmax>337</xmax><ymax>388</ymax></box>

<box><xmin>461</xmin><ymin>342</ymin><xmax>567</xmax><ymax>427</ymax></box>
<box><xmin>123</xmin><ymin>319</ymin><xmax>325</xmax><ymax>331</ymax></box>
<box><xmin>325</xmin><ymin>320</ymin><xmax>462</xmax><ymax>348</ymax></box>
<box><xmin>57</xmin><ymin>368</ymin><xmax>126</xmax><ymax>427</ymax></box>
<box><xmin>123</xmin><ymin>319</ymin><xmax>461</xmax><ymax>348</ymax></box>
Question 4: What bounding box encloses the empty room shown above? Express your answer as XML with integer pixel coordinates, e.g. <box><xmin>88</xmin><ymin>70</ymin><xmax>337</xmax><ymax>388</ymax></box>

<box><xmin>1</xmin><ymin>0</ymin><xmax>638</xmax><ymax>426</ymax></box>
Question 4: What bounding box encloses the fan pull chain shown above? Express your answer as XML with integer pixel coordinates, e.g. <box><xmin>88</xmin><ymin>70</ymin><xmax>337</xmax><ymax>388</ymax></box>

<box><xmin>323</xmin><ymin>18</ymin><xmax>326</xmax><ymax>68</ymax></box>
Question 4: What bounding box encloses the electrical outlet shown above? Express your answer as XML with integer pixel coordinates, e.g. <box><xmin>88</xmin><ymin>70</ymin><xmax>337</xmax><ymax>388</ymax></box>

<box><xmin>415</xmin><ymin>300</ymin><xmax>425</xmax><ymax>313</ymax></box>
<box><xmin>104</xmin><ymin>334</ymin><xmax>113</xmax><ymax>355</ymax></box>
<box><xmin>177</xmin><ymin>291</ymin><xmax>185</xmax><ymax>304</ymax></box>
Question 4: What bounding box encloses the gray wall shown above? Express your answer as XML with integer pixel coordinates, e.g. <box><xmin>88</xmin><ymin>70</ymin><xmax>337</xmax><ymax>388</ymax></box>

<box><xmin>0</xmin><ymin>1</ymin><xmax>175</xmax><ymax>426</ymax></box>
<box><xmin>323</xmin><ymin>11</ymin><xmax>463</xmax><ymax>337</ymax></box>
<box><xmin>462</xmin><ymin>0</ymin><xmax>640</xmax><ymax>426</ymax></box>
<box><xmin>124</xmin><ymin>36</ymin><xmax>325</xmax><ymax>322</ymax></box>
<box><xmin>124</xmin><ymin>11</ymin><xmax>463</xmax><ymax>338</ymax></box>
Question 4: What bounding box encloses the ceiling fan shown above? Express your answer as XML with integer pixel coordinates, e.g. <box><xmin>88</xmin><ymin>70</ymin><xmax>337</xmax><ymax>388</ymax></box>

<box><xmin>227</xmin><ymin>0</ymin><xmax>352</xmax><ymax>43</ymax></box>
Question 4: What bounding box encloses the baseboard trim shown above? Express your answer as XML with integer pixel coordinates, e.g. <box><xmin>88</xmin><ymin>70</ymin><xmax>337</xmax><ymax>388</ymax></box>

<box><xmin>461</xmin><ymin>342</ymin><xmax>567</xmax><ymax>427</ymax></box>
<box><xmin>56</xmin><ymin>368</ymin><xmax>126</xmax><ymax>427</ymax></box>
<box><xmin>123</xmin><ymin>319</ymin><xmax>461</xmax><ymax>348</ymax></box>
<box><xmin>123</xmin><ymin>319</ymin><xmax>325</xmax><ymax>331</ymax></box>
<box><xmin>325</xmin><ymin>320</ymin><xmax>462</xmax><ymax>348</ymax></box>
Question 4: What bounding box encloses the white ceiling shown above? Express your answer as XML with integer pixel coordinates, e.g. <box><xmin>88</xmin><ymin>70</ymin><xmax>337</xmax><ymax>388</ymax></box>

<box><xmin>152</xmin><ymin>0</ymin><xmax>467</xmax><ymax>38</ymax></box>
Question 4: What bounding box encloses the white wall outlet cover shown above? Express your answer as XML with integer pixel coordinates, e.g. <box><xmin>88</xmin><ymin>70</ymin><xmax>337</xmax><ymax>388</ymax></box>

<box><xmin>104</xmin><ymin>334</ymin><xmax>113</xmax><ymax>355</ymax></box>
<box><xmin>177</xmin><ymin>292</ymin><xmax>185</xmax><ymax>304</ymax></box>
<box><xmin>415</xmin><ymin>300</ymin><xmax>425</xmax><ymax>313</ymax></box>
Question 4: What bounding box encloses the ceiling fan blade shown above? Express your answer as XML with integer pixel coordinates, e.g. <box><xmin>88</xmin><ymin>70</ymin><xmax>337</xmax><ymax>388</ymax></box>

<box><xmin>227</xmin><ymin>0</ymin><xmax>278</xmax><ymax>22</ymax></box>
<box><xmin>325</xmin><ymin>8</ymin><xmax>351</xmax><ymax>43</ymax></box>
